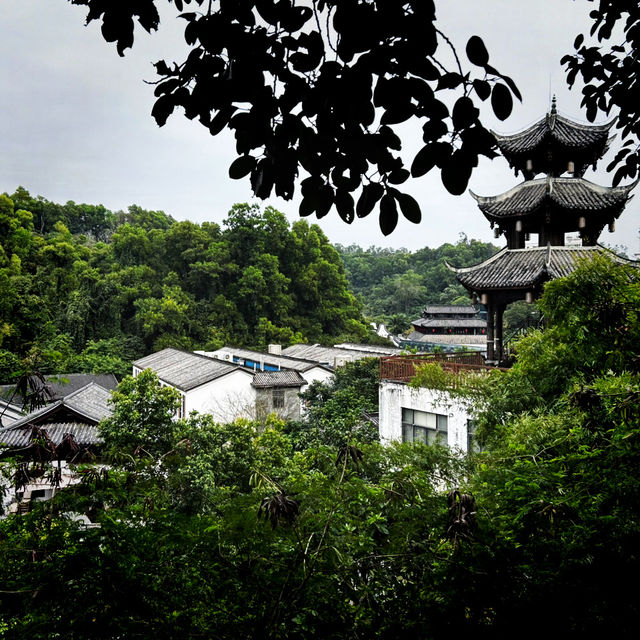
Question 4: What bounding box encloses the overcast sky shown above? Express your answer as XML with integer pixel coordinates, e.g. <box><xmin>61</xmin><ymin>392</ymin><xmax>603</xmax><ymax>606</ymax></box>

<box><xmin>1</xmin><ymin>1</ymin><xmax>638</xmax><ymax>253</ymax></box>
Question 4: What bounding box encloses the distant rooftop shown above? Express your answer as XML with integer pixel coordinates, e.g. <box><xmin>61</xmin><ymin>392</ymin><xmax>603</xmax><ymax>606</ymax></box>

<box><xmin>8</xmin><ymin>382</ymin><xmax>113</xmax><ymax>429</ymax></box>
<box><xmin>252</xmin><ymin>370</ymin><xmax>306</xmax><ymax>389</ymax></box>
<box><xmin>421</xmin><ymin>305</ymin><xmax>479</xmax><ymax>316</ymax></box>
<box><xmin>207</xmin><ymin>347</ymin><xmax>332</xmax><ymax>373</ymax></box>
<box><xmin>133</xmin><ymin>348</ymin><xmax>246</xmax><ymax>391</ymax></box>
<box><xmin>282</xmin><ymin>343</ymin><xmax>401</xmax><ymax>366</ymax></box>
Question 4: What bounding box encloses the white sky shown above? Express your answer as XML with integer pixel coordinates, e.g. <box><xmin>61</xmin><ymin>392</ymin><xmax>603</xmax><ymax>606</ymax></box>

<box><xmin>1</xmin><ymin>0</ymin><xmax>638</xmax><ymax>253</ymax></box>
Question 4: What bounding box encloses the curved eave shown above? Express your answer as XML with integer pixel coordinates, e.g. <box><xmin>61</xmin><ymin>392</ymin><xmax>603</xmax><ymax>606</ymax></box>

<box><xmin>470</xmin><ymin>177</ymin><xmax>637</xmax><ymax>220</ymax></box>
<box><xmin>451</xmin><ymin>245</ymin><xmax>635</xmax><ymax>292</ymax></box>
<box><xmin>491</xmin><ymin>114</ymin><xmax>616</xmax><ymax>157</ymax></box>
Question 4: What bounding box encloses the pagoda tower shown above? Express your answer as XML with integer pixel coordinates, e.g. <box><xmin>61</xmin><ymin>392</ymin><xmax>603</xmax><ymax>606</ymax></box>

<box><xmin>448</xmin><ymin>98</ymin><xmax>637</xmax><ymax>364</ymax></box>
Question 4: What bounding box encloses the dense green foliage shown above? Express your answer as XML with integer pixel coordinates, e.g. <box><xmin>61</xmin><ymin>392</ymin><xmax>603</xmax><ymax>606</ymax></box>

<box><xmin>0</xmin><ymin>189</ymin><xmax>369</xmax><ymax>381</ymax></box>
<box><xmin>335</xmin><ymin>236</ymin><xmax>499</xmax><ymax>330</ymax></box>
<box><xmin>1</xmin><ymin>256</ymin><xmax>638</xmax><ymax>637</ymax></box>
<box><xmin>0</xmin><ymin>368</ymin><xmax>467</xmax><ymax>639</ymax></box>
<box><xmin>285</xmin><ymin>357</ymin><xmax>380</xmax><ymax>450</ymax></box>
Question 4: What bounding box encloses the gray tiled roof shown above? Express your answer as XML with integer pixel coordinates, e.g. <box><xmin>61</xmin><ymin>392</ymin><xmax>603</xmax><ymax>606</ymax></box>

<box><xmin>213</xmin><ymin>347</ymin><xmax>331</xmax><ymax>373</ymax></box>
<box><xmin>8</xmin><ymin>383</ymin><xmax>112</xmax><ymax>429</ymax></box>
<box><xmin>333</xmin><ymin>343</ymin><xmax>401</xmax><ymax>355</ymax></box>
<box><xmin>412</xmin><ymin>318</ymin><xmax>487</xmax><ymax>329</ymax></box>
<box><xmin>450</xmin><ymin>245</ymin><xmax>631</xmax><ymax>290</ymax></box>
<box><xmin>421</xmin><ymin>305</ymin><xmax>479</xmax><ymax>316</ymax></box>
<box><xmin>252</xmin><ymin>370</ymin><xmax>306</xmax><ymax>388</ymax></box>
<box><xmin>471</xmin><ymin>177</ymin><xmax>636</xmax><ymax>219</ymax></box>
<box><xmin>282</xmin><ymin>344</ymin><xmax>399</xmax><ymax>365</ymax></box>
<box><xmin>133</xmin><ymin>348</ymin><xmax>244</xmax><ymax>391</ymax></box>
<box><xmin>0</xmin><ymin>422</ymin><xmax>101</xmax><ymax>448</ymax></box>
<box><xmin>492</xmin><ymin>113</ymin><xmax>614</xmax><ymax>157</ymax></box>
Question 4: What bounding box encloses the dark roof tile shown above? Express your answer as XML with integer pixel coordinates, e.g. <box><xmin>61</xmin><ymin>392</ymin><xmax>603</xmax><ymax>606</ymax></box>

<box><xmin>252</xmin><ymin>371</ymin><xmax>306</xmax><ymax>388</ymax></box>
<box><xmin>450</xmin><ymin>245</ymin><xmax>633</xmax><ymax>290</ymax></box>
<box><xmin>471</xmin><ymin>177</ymin><xmax>636</xmax><ymax>219</ymax></box>
<box><xmin>133</xmin><ymin>348</ymin><xmax>245</xmax><ymax>391</ymax></box>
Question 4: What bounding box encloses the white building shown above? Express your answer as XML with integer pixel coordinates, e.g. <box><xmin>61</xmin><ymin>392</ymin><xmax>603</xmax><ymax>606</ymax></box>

<box><xmin>134</xmin><ymin>348</ymin><xmax>318</xmax><ymax>423</ymax></box>
<box><xmin>133</xmin><ymin>349</ymin><xmax>257</xmax><ymax>423</ymax></box>
<box><xmin>378</xmin><ymin>354</ymin><xmax>487</xmax><ymax>453</ymax></box>
<box><xmin>198</xmin><ymin>346</ymin><xmax>334</xmax><ymax>389</ymax></box>
<box><xmin>378</xmin><ymin>381</ymin><xmax>475</xmax><ymax>452</ymax></box>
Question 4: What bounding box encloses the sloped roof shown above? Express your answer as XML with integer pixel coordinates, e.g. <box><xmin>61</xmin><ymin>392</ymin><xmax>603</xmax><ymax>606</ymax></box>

<box><xmin>422</xmin><ymin>305</ymin><xmax>479</xmax><ymax>315</ymax></box>
<box><xmin>470</xmin><ymin>177</ymin><xmax>636</xmax><ymax>219</ymax></box>
<box><xmin>8</xmin><ymin>383</ymin><xmax>112</xmax><ymax>429</ymax></box>
<box><xmin>282</xmin><ymin>344</ymin><xmax>399</xmax><ymax>364</ymax></box>
<box><xmin>412</xmin><ymin>318</ymin><xmax>487</xmax><ymax>329</ymax></box>
<box><xmin>213</xmin><ymin>347</ymin><xmax>332</xmax><ymax>373</ymax></box>
<box><xmin>0</xmin><ymin>400</ymin><xmax>23</xmax><ymax>426</ymax></box>
<box><xmin>0</xmin><ymin>422</ymin><xmax>101</xmax><ymax>448</ymax></box>
<box><xmin>252</xmin><ymin>370</ymin><xmax>306</xmax><ymax>388</ymax></box>
<box><xmin>449</xmin><ymin>245</ymin><xmax>631</xmax><ymax>290</ymax></box>
<box><xmin>493</xmin><ymin>112</ymin><xmax>614</xmax><ymax>157</ymax></box>
<box><xmin>133</xmin><ymin>348</ymin><xmax>245</xmax><ymax>391</ymax></box>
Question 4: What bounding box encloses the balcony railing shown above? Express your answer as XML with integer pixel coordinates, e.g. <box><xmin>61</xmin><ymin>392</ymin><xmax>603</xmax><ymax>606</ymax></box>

<box><xmin>379</xmin><ymin>352</ymin><xmax>502</xmax><ymax>383</ymax></box>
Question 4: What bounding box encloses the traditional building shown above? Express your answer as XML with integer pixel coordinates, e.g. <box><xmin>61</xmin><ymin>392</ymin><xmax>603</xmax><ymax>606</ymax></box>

<box><xmin>410</xmin><ymin>305</ymin><xmax>486</xmax><ymax>337</ymax></box>
<box><xmin>448</xmin><ymin>99</ymin><xmax>637</xmax><ymax>363</ymax></box>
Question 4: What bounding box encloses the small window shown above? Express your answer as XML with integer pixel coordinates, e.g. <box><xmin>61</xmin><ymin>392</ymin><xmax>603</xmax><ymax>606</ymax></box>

<box><xmin>272</xmin><ymin>388</ymin><xmax>285</xmax><ymax>409</ymax></box>
<box><xmin>402</xmin><ymin>408</ymin><xmax>448</xmax><ymax>445</ymax></box>
<box><xmin>467</xmin><ymin>419</ymin><xmax>482</xmax><ymax>453</ymax></box>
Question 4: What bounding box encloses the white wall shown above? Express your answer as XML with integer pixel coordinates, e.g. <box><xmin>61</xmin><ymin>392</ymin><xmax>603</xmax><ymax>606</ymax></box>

<box><xmin>299</xmin><ymin>366</ymin><xmax>334</xmax><ymax>389</ymax></box>
<box><xmin>183</xmin><ymin>369</ymin><xmax>256</xmax><ymax>423</ymax></box>
<box><xmin>379</xmin><ymin>381</ymin><xmax>474</xmax><ymax>452</ymax></box>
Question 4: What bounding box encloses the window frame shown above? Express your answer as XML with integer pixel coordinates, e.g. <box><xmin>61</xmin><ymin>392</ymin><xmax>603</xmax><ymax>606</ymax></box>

<box><xmin>272</xmin><ymin>387</ymin><xmax>285</xmax><ymax>409</ymax></box>
<box><xmin>401</xmin><ymin>408</ymin><xmax>448</xmax><ymax>445</ymax></box>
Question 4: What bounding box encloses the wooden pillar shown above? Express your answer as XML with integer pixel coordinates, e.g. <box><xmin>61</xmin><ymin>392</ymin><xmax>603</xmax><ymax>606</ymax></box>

<box><xmin>495</xmin><ymin>305</ymin><xmax>505</xmax><ymax>363</ymax></box>
<box><xmin>486</xmin><ymin>301</ymin><xmax>495</xmax><ymax>362</ymax></box>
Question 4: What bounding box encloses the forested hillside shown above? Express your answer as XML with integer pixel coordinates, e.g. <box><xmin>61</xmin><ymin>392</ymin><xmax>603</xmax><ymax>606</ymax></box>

<box><xmin>0</xmin><ymin>189</ymin><xmax>369</xmax><ymax>380</ymax></box>
<box><xmin>335</xmin><ymin>238</ymin><xmax>499</xmax><ymax>332</ymax></box>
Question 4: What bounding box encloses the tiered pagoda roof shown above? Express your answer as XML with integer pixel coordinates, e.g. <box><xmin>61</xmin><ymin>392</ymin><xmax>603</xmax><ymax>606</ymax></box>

<box><xmin>492</xmin><ymin>99</ymin><xmax>615</xmax><ymax>178</ymax></box>
<box><xmin>449</xmin><ymin>245</ymin><xmax>631</xmax><ymax>294</ymax></box>
<box><xmin>451</xmin><ymin>101</ymin><xmax>637</xmax><ymax>363</ymax></box>
<box><xmin>471</xmin><ymin>177</ymin><xmax>635</xmax><ymax>219</ymax></box>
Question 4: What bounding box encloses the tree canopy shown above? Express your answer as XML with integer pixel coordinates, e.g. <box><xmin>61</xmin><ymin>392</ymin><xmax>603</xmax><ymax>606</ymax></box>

<box><xmin>68</xmin><ymin>0</ymin><xmax>521</xmax><ymax>234</ymax></box>
<box><xmin>2</xmin><ymin>256</ymin><xmax>640</xmax><ymax>637</ymax></box>
<box><xmin>563</xmin><ymin>0</ymin><xmax>640</xmax><ymax>185</ymax></box>
<box><xmin>0</xmin><ymin>191</ymin><xmax>371</xmax><ymax>381</ymax></box>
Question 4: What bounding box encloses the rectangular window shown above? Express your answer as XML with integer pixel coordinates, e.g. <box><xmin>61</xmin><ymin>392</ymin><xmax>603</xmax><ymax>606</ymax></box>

<box><xmin>272</xmin><ymin>388</ymin><xmax>285</xmax><ymax>409</ymax></box>
<box><xmin>467</xmin><ymin>419</ymin><xmax>482</xmax><ymax>452</ymax></box>
<box><xmin>401</xmin><ymin>408</ymin><xmax>448</xmax><ymax>445</ymax></box>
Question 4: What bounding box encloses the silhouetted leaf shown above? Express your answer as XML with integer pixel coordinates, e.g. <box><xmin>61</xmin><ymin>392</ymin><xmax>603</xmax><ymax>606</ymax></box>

<box><xmin>441</xmin><ymin>151</ymin><xmax>473</xmax><ymax>195</ymax></box>
<box><xmin>395</xmin><ymin>192</ymin><xmax>421</xmax><ymax>224</ymax></box>
<box><xmin>473</xmin><ymin>79</ymin><xmax>491</xmax><ymax>101</ymax></box>
<box><xmin>379</xmin><ymin>193</ymin><xmax>398</xmax><ymax>236</ymax></box>
<box><xmin>437</xmin><ymin>72</ymin><xmax>463</xmax><ymax>91</ymax></box>
<box><xmin>411</xmin><ymin>144</ymin><xmax>437</xmax><ymax>178</ymax></box>
<box><xmin>335</xmin><ymin>189</ymin><xmax>355</xmax><ymax>223</ymax></box>
<box><xmin>356</xmin><ymin>183</ymin><xmax>384</xmax><ymax>218</ymax></box>
<box><xmin>491</xmin><ymin>83</ymin><xmax>513</xmax><ymax>121</ymax></box>
<box><xmin>388</xmin><ymin>168</ymin><xmax>410</xmax><ymax>185</ymax></box>
<box><xmin>452</xmin><ymin>96</ymin><xmax>479</xmax><ymax>130</ymax></box>
<box><xmin>228</xmin><ymin>155</ymin><xmax>256</xmax><ymax>179</ymax></box>
<box><xmin>466</xmin><ymin>35</ymin><xmax>489</xmax><ymax>66</ymax></box>
<box><xmin>151</xmin><ymin>95</ymin><xmax>175</xmax><ymax>126</ymax></box>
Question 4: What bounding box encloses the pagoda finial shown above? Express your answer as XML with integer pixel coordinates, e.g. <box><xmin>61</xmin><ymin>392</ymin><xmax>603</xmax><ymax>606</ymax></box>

<box><xmin>546</xmin><ymin>95</ymin><xmax>558</xmax><ymax>130</ymax></box>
